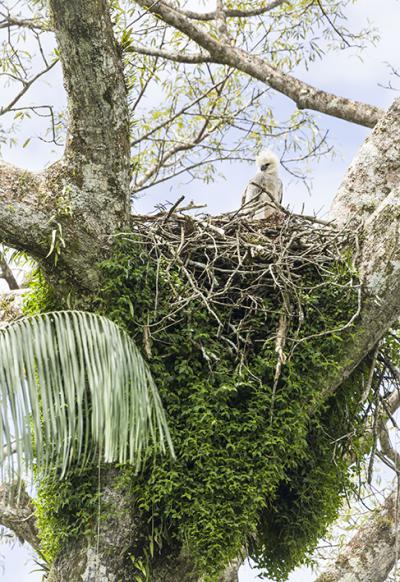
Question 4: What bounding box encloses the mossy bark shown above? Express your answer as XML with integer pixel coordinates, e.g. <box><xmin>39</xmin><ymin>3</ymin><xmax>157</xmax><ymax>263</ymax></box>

<box><xmin>45</xmin><ymin>469</ymin><xmax>239</xmax><ymax>582</ymax></box>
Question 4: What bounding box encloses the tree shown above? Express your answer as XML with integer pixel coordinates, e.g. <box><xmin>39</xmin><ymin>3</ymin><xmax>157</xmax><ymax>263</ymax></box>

<box><xmin>1</xmin><ymin>1</ymin><xmax>400</xmax><ymax>581</ymax></box>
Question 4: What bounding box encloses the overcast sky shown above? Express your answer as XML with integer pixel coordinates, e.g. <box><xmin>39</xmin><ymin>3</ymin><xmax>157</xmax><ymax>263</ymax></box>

<box><xmin>0</xmin><ymin>0</ymin><xmax>399</xmax><ymax>580</ymax></box>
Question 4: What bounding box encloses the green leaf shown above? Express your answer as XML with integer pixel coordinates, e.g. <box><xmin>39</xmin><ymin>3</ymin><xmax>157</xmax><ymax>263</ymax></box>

<box><xmin>0</xmin><ymin>310</ymin><xmax>174</xmax><ymax>481</ymax></box>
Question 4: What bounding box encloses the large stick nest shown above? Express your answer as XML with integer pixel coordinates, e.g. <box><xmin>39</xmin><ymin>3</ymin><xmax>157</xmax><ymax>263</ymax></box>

<box><xmin>122</xmin><ymin>204</ymin><xmax>361</xmax><ymax>364</ymax></box>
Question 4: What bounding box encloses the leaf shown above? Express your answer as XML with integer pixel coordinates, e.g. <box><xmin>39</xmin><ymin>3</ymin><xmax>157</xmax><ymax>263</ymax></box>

<box><xmin>0</xmin><ymin>311</ymin><xmax>174</xmax><ymax>481</ymax></box>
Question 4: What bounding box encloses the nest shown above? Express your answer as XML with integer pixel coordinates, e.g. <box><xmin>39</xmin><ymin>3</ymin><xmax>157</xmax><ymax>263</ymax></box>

<box><xmin>121</xmin><ymin>203</ymin><xmax>361</xmax><ymax>371</ymax></box>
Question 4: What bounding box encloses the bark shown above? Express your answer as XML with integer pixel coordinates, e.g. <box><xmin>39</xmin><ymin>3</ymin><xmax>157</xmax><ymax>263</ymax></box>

<box><xmin>315</xmin><ymin>489</ymin><xmax>399</xmax><ymax>582</ymax></box>
<box><xmin>0</xmin><ymin>482</ymin><xmax>40</xmax><ymax>551</ymax></box>
<box><xmin>0</xmin><ymin>162</ymin><xmax>52</xmax><ymax>261</ymax></box>
<box><xmin>313</xmin><ymin>97</ymin><xmax>400</xmax><ymax>400</ymax></box>
<box><xmin>45</xmin><ymin>470</ymin><xmax>239</xmax><ymax>582</ymax></box>
<box><xmin>46</xmin><ymin>469</ymin><xmax>139</xmax><ymax>582</ymax></box>
<box><xmin>49</xmin><ymin>0</ymin><xmax>130</xmax><ymax>215</ymax></box>
<box><xmin>0</xmin><ymin>252</ymin><xmax>19</xmax><ymax>290</ymax></box>
<box><xmin>133</xmin><ymin>0</ymin><xmax>383</xmax><ymax>128</ymax></box>
<box><xmin>0</xmin><ymin>289</ymin><xmax>24</xmax><ymax>327</ymax></box>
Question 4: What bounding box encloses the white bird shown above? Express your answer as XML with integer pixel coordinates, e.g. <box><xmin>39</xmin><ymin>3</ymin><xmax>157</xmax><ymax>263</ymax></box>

<box><xmin>241</xmin><ymin>150</ymin><xmax>283</xmax><ymax>219</ymax></box>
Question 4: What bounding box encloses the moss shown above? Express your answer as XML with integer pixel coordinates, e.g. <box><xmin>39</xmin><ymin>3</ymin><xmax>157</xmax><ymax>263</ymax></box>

<box><xmin>22</xmin><ymin>268</ymin><xmax>61</xmax><ymax>315</ymax></box>
<box><xmin>28</xmin><ymin>232</ymin><xmax>367</xmax><ymax>581</ymax></box>
<box><xmin>34</xmin><ymin>467</ymin><xmax>100</xmax><ymax>562</ymax></box>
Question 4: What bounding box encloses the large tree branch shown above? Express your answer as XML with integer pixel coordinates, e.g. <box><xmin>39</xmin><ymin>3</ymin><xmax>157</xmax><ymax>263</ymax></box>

<box><xmin>313</xmin><ymin>98</ymin><xmax>400</xmax><ymax>399</ymax></box>
<box><xmin>0</xmin><ymin>160</ymin><xmax>115</xmax><ymax>291</ymax></box>
<box><xmin>0</xmin><ymin>482</ymin><xmax>40</xmax><ymax>552</ymax></box>
<box><xmin>49</xmin><ymin>0</ymin><xmax>131</xmax><ymax>215</ymax></box>
<box><xmin>0</xmin><ymin>162</ymin><xmax>52</xmax><ymax>261</ymax></box>
<box><xmin>134</xmin><ymin>0</ymin><xmax>384</xmax><ymax>128</ymax></box>
<box><xmin>315</xmin><ymin>488</ymin><xmax>398</xmax><ymax>582</ymax></box>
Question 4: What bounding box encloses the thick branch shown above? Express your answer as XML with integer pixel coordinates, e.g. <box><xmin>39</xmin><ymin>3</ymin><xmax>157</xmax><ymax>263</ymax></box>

<box><xmin>315</xmin><ymin>489</ymin><xmax>398</xmax><ymax>582</ymax></box>
<box><xmin>0</xmin><ymin>162</ymin><xmax>51</xmax><ymax>261</ymax></box>
<box><xmin>0</xmin><ymin>160</ymin><xmax>116</xmax><ymax>291</ymax></box>
<box><xmin>134</xmin><ymin>0</ymin><xmax>383</xmax><ymax>128</ymax></box>
<box><xmin>49</xmin><ymin>0</ymin><xmax>131</xmax><ymax>214</ymax></box>
<box><xmin>314</xmin><ymin>98</ymin><xmax>400</xmax><ymax>398</ymax></box>
<box><xmin>0</xmin><ymin>482</ymin><xmax>40</xmax><ymax>552</ymax></box>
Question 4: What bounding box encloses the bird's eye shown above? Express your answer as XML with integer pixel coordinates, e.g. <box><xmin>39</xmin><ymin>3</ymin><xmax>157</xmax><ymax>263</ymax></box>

<box><xmin>261</xmin><ymin>163</ymin><xmax>270</xmax><ymax>171</ymax></box>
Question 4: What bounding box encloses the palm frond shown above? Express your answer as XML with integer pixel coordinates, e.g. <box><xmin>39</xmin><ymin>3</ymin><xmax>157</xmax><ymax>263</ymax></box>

<box><xmin>0</xmin><ymin>311</ymin><xmax>174</xmax><ymax>480</ymax></box>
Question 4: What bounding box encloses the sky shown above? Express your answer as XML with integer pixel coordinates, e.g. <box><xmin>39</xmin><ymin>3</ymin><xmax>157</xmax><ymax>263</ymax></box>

<box><xmin>0</xmin><ymin>0</ymin><xmax>399</xmax><ymax>580</ymax></box>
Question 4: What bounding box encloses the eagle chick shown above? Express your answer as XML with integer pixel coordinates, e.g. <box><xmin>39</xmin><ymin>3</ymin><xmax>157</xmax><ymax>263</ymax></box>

<box><xmin>241</xmin><ymin>150</ymin><xmax>283</xmax><ymax>219</ymax></box>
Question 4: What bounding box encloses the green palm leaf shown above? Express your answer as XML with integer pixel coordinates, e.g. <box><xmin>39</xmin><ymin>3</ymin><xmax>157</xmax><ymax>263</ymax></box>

<box><xmin>0</xmin><ymin>311</ymin><xmax>173</xmax><ymax>480</ymax></box>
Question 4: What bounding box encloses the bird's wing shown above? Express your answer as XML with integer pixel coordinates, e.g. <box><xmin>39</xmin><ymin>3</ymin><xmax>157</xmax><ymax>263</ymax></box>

<box><xmin>241</xmin><ymin>177</ymin><xmax>262</xmax><ymax>207</ymax></box>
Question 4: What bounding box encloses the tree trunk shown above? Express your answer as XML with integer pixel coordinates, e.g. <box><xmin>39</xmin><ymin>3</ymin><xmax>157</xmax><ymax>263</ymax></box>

<box><xmin>45</xmin><ymin>469</ymin><xmax>239</xmax><ymax>582</ymax></box>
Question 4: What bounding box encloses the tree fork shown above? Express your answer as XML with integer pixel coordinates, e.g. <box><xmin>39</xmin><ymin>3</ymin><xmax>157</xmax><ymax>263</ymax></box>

<box><xmin>0</xmin><ymin>1</ymin><xmax>133</xmax><ymax>289</ymax></box>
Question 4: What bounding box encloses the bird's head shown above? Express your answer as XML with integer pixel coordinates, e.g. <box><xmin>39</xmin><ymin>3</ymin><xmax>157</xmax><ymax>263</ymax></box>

<box><xmin>256</xmin><ymin>150</ymin><xmax>279</xmax><ymax>173</ymax></box>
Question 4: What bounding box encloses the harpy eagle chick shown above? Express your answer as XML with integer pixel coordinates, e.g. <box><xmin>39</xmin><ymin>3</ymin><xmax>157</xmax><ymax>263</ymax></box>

<box><xmin>241</xmin><ymin>150</ymin><xmax>283</xmax><ymax>219</ymax></box>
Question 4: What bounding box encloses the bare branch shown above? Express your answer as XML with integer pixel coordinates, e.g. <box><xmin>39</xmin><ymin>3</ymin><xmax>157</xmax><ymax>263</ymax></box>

<box><xmin>0</xmin><ymin>16</ymin><xmax>49</xmax><ymax>32</ymax></box>
<box><xmin>0</xmin><ymin>251</ymin><xmax>19</xmax><ymax>290</ymax></box>
<box><xmin>128</xmin><ymin>44</ymin><xmax>212</xmax><ymax>63</ymax></box>
<box><xmin>133</xmin><ymin>121</ymin><xmax>222</xmax><ymax>192</ymax></box>
<box><xmin>134</xmin><ymin>0</ymin><xmax>384</xmax><ymax>128</ymax></box>
<box><xmin>174</xmin><ymin>0</ymin><xmax>288</xmax><ymax>21</ymax></box>
<box><xmin>379</xmin><ymin>422</ymin><xmax>400</xmax><ymax>470</ymax></box>
<box><xmin>131</xmin><ymin>76</ymin><xmax>231</xmax><ymax>146</ymax></box>
<box><xmin>0</xmin><ymin>60</ymin><xmax>58</xmax><ymax>117</ymax></box>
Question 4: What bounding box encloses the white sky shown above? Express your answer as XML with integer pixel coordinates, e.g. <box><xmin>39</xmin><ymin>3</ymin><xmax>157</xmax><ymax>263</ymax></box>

<box><xmin>0</xmin><ymin>0</ymin><xmax>399</xmax><ymax>580</ymax></box>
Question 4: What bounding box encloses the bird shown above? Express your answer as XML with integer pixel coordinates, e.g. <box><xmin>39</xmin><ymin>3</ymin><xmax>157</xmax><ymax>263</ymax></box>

<box><xmin>241</xmin><ymin>150</ymin><xmax>283</xmax><ymax>220</ymax></box>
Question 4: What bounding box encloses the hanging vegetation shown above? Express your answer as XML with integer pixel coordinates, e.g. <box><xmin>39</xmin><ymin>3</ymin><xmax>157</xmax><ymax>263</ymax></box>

<box><xmin>29</xmin><ymin>207</ymin><xmax>383</xmax><ymax>580</ymax></box>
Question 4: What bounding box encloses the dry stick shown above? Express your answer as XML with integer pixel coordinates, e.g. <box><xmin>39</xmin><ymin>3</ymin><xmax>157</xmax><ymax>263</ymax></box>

<box><xmin>270</xmin><ymin>308</ymin><xmax>288</xmax><ymax>424</ymax></box>
<box><xmin>361</xmin><ymin>342</ymin><xmax>380</xmax><ymax>404</ymax></box>
<box><xmin>163</xmin><ymin>195</ymin><xmax>185</xmax><ymax>223</ymax></box>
